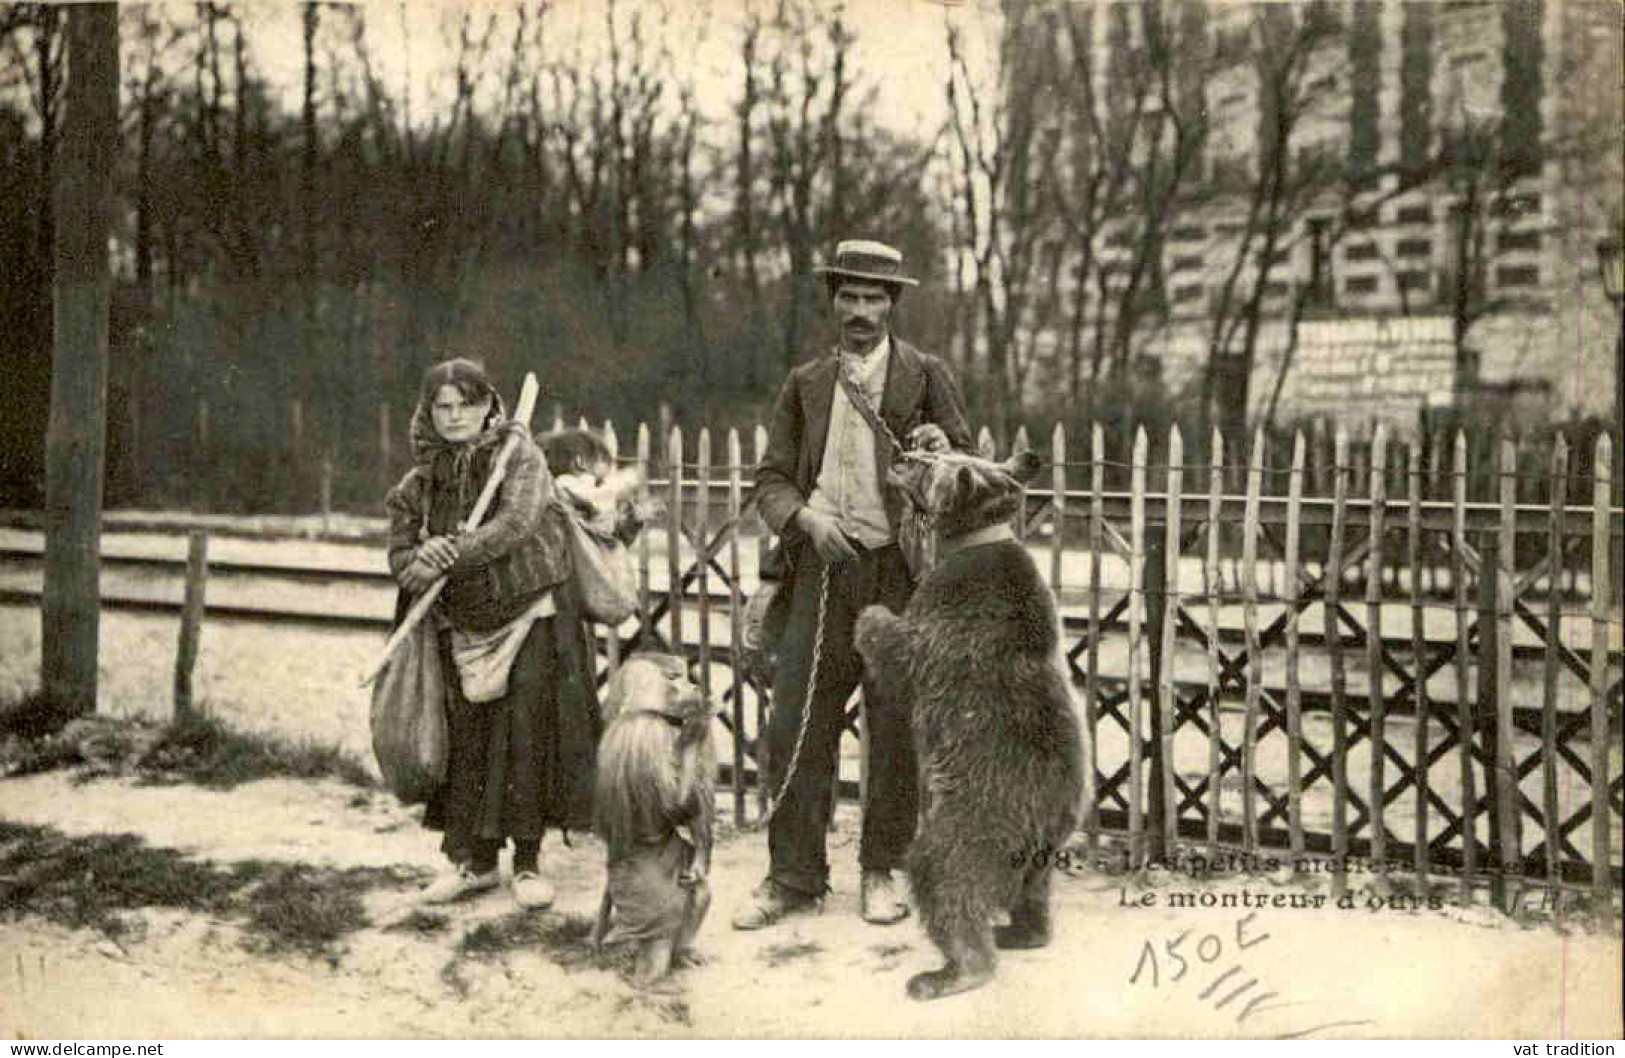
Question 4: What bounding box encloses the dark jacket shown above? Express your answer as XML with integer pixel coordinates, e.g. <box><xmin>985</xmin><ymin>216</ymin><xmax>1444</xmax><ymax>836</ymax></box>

<box><xmin>385</xmin><ymin>409</ymin><xmax>570</xmax><ymax>633</ymax></box>
<box><xmin>754</xmin><ymin>336</ymin><xmax>974</xmax><ymax>559</ymax></box>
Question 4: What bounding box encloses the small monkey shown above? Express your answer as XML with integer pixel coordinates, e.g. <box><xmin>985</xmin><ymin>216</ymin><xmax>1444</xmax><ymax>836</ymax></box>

<box><xmin>590</xmin><ymin>653</ymin><xmax>714</xmax><ymax>988</ymax></box>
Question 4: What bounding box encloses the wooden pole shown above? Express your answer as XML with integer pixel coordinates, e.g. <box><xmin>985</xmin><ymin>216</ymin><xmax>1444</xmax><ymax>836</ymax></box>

<box><xmin>1477</xmin><ymin>517</ymin><xmax>1506</xmax><ymax>909</ymax></box>
<box><xmin>1587</xmin><ymin>434</ymin><xmax>1613</xmax><ymax>912</ymax></box>
<box><xmin>696</xmin><ymin>428</ymin><xmax>714</xmax><ymax>743</ymax></box>
<box><xmin>1326</xmin><ymin>424</ymin><xmax>1351</xmax><ymax>894</ymax></box>
<box><xmin>1365</xmin><ymin>423</ymin><xmax>1389</xmax><ymax>878</ymax></box>
<box><xmin>1155</xmin><ymin>426</ymin><xmax>1183</xmax><ymax>858</ymax></box>
<box><xmin>1013</xmin><ymin>425</ymin><xmax>1031</xmax><ymax>541</ymax></box>
<box><xmin>320</xmin><ymin>452</ymin><xmax>334</xmax><ymax>530</ymax></box>
<box><xmin>1407</xmin><ymin>442</ymin><xmax>1431</xmax><ymax>883</ymax></box>
<box><xmin>1284</xmin><ymin>430</ymin><xmax>1305</xmax><ymax>863</ymax></box>
<box><xmin>668</xmin><ymin>427</ymin><xmax>685</xmax><ymax>654</ymax></box>
<box><xmin>378</xmin><ymin>402</ymin><xmax>392</xmax><ymax>492</ymax></box>
<box><xmin>1452</xmin><ymin>432</ymin><xmax>1477</xmax><ymax>902</ymax></box>
<box><xmin>1050</xmin><ymin>424</ymin><xmax>1066</xmax><ymax>591</ymax></box>
<box><xmin>1241</xmin><ymin>428</ymin><xmax>1265</xmax><ymax>852</ymax></box>
<box><xmin>727</xmin><ymin>429</ymin><xmax>746</xmax><ymax>822</ymax></box>
<box><xmin>637</xmin><ymin>424</ymin><xmax>653</xmax><ymax>638</ymax></box>
<box><xmin>1539</xmin><ymin>436</ymin><xmax>1568</xmax><ymax>896</ymax></box>
<box><xmin>173</xmin><ymin>531</ymin><xmax>208</xmax><ymax>721</ymax></box>
<box><xmin>603</xmin><ymin>422</ymin><xmax>622</xmax><ymax>675</ymax></box>
<box><xmin>1127</xmin><ymin>426</ymin><xmax>1148</xmax><ymax>867</ymax></box>
<box><xmin>1493</xmin><ymin>438</ymin><xmax>1522</xmax><ymax>908</ymax></box>
<box><xmin>1205</xmin><ymin>428</ymin><xmax>1226</xmax><ymax>857</ymax></box>
<box><xmin>41</xmin><ymin>3</ymin><xmax>119</xmax><ymax>719</ymax></box>
<box><xmin>753</xmin><ymin>423</ymin><xmax>770</xmax><ymax>819</ymax></box>
<box><xmin>1084</xmin><ymin>422</ymin><xmax>1105</xmax><ymax>856</ymax></box>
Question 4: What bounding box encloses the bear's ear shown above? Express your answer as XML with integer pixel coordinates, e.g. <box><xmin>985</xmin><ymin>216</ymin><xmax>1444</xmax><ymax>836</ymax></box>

<box><xmin>1002</xmin><ymin>449</ymin><xmax>1043</xmax><ymax>484</ymax></box>
<box><xmin>975</xmin><ymin>431</ymin><xmax>997</xmax><ymax>460</ymax></box>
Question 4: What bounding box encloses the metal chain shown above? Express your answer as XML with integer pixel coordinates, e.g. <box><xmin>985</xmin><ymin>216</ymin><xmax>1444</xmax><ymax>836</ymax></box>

<box><xmin>838</xmin><ymin>359</ymin><xmax>933</xmax><ymax>466</ymax></box>
<box><xmin>741</xmin><ymin>562</ymin><xmax>833</xmax><ymax>833</ymax></box>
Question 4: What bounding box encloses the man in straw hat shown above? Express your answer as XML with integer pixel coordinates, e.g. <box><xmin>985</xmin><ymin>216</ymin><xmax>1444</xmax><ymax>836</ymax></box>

<box><xmin>737</xmin><ymin>239</ymin><xmax>973</xmax><ymax>930</ymax></box>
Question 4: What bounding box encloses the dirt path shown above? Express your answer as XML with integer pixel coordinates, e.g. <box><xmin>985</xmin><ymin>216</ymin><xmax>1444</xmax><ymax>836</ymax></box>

<box><xmin>1</xmin><ymin>771</ymin><xmax>1618</xmax><ymax>1039</ymax></box>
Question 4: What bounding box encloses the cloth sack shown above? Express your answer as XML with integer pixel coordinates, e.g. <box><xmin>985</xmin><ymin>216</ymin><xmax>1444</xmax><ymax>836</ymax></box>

<box><xmin>741</xmin><ymin>540</ymin><xmax>793</xmax><ymax>683</ymax></box>
<box><xmin>449</xmin><ymin>591</ymin><xmax>557</xmax><ymax>703</ymax></box>
<box><xmin>561</xmin><ymin>503</ymin><xmax>639</xmax><ymax>625</ymax></box>
<box><xmin>369</xmin><ymin>615</ymin><xmax>449</xmax><ymax>804</ymax></box>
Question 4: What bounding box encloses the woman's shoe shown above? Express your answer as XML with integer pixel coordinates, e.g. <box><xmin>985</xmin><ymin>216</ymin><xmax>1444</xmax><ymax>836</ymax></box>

<box><xmin>512</xmin><ymin>870</ymin><xmax>555</xmax><ymax>910</ymax></box>
<box><xmin>421</xmin><ymin>865</ymin><xmax>501</xmax><ymax>905</ymax></box>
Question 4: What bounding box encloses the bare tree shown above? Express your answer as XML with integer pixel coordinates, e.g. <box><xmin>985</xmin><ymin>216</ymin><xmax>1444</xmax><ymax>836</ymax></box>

<box><xmin>943</xmin><ymin>0</ymin><xmax>1072</xmax><ymax>438</ymax></box>
<box><xmin>1198</xmin><ymin>1</ymin><xmax>1345</xmax><ymax>440</ymax></box>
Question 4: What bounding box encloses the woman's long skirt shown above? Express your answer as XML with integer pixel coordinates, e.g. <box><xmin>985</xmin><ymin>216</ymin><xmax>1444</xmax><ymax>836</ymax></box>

<box><xmin>424</xmin><ymin>608</ymin><xmax>600</xmax><ymax>863</ymax></box>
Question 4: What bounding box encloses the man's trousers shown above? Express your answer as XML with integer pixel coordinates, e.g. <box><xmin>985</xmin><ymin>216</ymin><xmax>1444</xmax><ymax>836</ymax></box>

<box><xmin>763</xmin><ymin>542</ymin><xmax>918</xmax><ymax>897</ymax></box>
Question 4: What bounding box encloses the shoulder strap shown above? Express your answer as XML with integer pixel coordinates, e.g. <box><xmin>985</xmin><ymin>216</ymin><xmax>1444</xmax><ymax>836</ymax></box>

<box><xmin>835</xmin><ymin>365</ymin><xmax>905</xmax><ymax>458</ymax></box>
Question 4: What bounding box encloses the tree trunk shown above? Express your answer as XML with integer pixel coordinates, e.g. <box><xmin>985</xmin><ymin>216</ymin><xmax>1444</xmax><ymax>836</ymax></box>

<box><xmin>42</xmin><ymin>2</ymin><xmax>118</xmax><ymax>719</ymax></box>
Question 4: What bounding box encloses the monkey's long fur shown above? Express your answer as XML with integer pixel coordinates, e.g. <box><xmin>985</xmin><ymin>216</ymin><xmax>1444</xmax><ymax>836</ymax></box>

<box><xmin>591</xmin><ymin>654</ymin><xmax>714</xmax><ymax>988</ymax></box>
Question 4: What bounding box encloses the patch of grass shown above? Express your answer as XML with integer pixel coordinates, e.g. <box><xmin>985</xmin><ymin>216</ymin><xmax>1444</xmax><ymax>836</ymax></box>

<box><xmin>456</xmin><ymin>911</ymin><xmax>551</xmax><ymax>958</ymax></box>
<box><xmin>0</xmin><ymin>693</ymin><xmax>88</xmax><ymax>776</ymax></box>
<box><xmin>441</xmin><ymin>910</ymin><xmax>609</xmax><ymax>993</ymax></box>
<box><xmin>0</xmin><ymin>691</ymin><xmax>75</xmax><ymax>741</ymax></box>
<box><xmin>384</xmin><ymin>908</ymin><xmax>451</xmax><ymax>935</ymax></box>
<box><xmin>140</xmin><ymin>715</ymin><xmax>376</xmax><ymax>790</ymax></box>
<box><xmin>238</xmin><ymin>862</ymin><xmax>422</xmax><ymax>958</ymax></box>
<box><xmin>0</xmin><ymin>822</ymin><xmax>242</xmax><ymax>936</ymax></box>
<box><xmin>760</xmin><ymin>939</ymin><xmax>822</xmax><ymax>967</ymax></box>
<box><xmin>0</xmin><ymin>821</ymin><xmax>421</xmax><ymax>959</ymax></box>
<box><xmin>534</xmin><ymin>913</ymin><xmax>601</xmax><ymax>971</ymax></box>
<box><xmin>0</xmin><ymin>690</ymin><xmax>376</xmax><ymax>791</ymax></box>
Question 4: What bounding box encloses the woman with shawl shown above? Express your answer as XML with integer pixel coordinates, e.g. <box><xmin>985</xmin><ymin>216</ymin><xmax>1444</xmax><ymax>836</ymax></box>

<box><xmin>384</xmin><ymin>358</ymin><xmax>599</xmax><ymax>909</ymax></box>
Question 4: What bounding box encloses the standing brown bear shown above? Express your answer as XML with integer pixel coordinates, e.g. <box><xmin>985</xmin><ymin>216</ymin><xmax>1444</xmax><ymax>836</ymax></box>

<box><xmin>854</xmin><ymin>449</ymin><xmax>1084</xmax><ymax>1001</ymax></box>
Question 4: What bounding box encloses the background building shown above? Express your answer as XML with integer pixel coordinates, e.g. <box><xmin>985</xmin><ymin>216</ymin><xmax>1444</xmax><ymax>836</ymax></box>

<box><xmin>1019</xmin><ymin>0</ymin><xmax>1622</xmax><ymax>437</ymax></box>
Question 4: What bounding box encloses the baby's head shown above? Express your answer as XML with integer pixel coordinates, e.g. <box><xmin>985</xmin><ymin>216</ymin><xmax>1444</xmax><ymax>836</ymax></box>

<box><xmin>541</xmin><ymin>428</ymin><xmax>613</xmax><ymax>481</ymax></box>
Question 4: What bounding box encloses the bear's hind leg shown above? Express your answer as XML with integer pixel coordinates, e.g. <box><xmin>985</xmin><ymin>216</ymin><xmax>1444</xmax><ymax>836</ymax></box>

<box><xmin>994</xmin><ymin>862</ymin><xmax>1053</xmax><ymax>950</ymax></box>
<box><xmin>908</xmin><ymin>862</ymin><xmax>996</xmax><ymax>1001</ymax></box>
<box><xmin>906</xmin><ymin>921</ymin><xmax>995</xmax><ymax>1001</ymax></box>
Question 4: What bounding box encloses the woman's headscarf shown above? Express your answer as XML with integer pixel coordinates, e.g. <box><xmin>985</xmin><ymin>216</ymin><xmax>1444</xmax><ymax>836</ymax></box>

<box><xmin>408</xmin><ymin>358</ymin><xmax>517</xmax><ymax>510</ymax></box>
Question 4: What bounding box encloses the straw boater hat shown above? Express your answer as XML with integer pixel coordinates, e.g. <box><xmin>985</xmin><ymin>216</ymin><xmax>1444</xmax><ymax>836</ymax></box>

<box><xmin>813</xmin><ymin>239</ymin><xmax>920</xmax><ymax>288</ymax></box>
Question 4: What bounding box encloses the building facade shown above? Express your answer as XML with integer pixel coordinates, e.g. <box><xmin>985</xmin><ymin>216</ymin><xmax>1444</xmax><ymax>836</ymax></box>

<box><xmin>1026</xmin><ymin>0</ymin><xmax>1622</xmax><ymax>433</ymax></box>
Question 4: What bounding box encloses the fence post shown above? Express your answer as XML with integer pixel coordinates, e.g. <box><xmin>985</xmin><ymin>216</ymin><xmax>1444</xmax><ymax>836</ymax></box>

<box><xmin>1144</xmin><ymin>529</ymin><xmax>1168</xmax><ymax>866</ymax></box>
<box><xmin>1494</xmin><ymin>439</ymin><xmax>1522</xmax><ymax>909</ymax></box>
<box><xmin>1588</xmin><ymin>433</ymin><xmax>1614</xmax><ymax>912</ymax></box>
<box><xmin>320</xmin><ymin>452</ymin><xmax>334</xmax><ymax>531</ymax></box>
<box><xmin>1127</xmin><ymin>426</ymin><xmax>1149</xmax><ymax>867</ymax></box>
<box><xmin>603</xmin><ymin>422</ymin><xmax>622</xmax><ymax>675</ymax></box>
<box><xmin>378</xmin><ymin>402</ymin><xmax>392</xmax><ymax>493</ymax></box>
<box><xmin>1476</xmin><ymin>530</ymin><xmax>1514</xmax><ymax>913</ymax></box>
<box><xmin>173</xmin><ymin>531</ymin><xmax>209</xmax><ymax>722</ymax></box>
<box><xmin>194</xmin><ymin>398</ymin><xmax>209</xmax><ymax>511</ymax></box>
<box><xmin>726</xmin><ymin>429</ymin><xmax>746</xmax><ymax>823</ymax></box>
<box><xmin>1083</xmin><ymin>422</ymin><xmax>1105</xmax><ymax>858</ymax></box>
<box><xmin>668</xmin><ymin>427</ymin><xmax>684</xmax><ymax>653</ymax></box>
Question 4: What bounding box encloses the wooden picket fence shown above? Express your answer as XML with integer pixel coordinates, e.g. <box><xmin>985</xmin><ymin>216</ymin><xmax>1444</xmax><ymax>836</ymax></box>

<box><xmin>554</xmin><ymin>412</ymin><xmax>1623</xmax><ymax>911</ymax></box>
